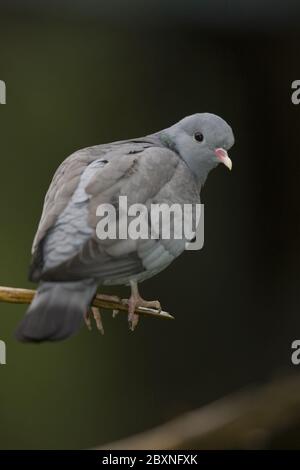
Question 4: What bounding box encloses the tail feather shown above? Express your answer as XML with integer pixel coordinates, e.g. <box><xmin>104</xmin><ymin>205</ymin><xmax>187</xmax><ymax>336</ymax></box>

<box><xmin>15</xmin><ymin>279</ymin><xmax>97</xmax><ymax>342</ymax></box>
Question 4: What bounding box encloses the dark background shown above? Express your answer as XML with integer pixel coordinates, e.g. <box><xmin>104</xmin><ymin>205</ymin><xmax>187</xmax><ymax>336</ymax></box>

<box><xmin>0</xmin><ymin>0</ymin><xmax>299</xmax><ymax>449</ymax></box>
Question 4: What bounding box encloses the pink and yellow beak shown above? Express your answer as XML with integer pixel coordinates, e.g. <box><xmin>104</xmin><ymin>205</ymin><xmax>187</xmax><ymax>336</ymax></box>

<box><xmin>214</xmin><ymin>148</ymin><xmax>232</xmax><ymax>171</ymax></box>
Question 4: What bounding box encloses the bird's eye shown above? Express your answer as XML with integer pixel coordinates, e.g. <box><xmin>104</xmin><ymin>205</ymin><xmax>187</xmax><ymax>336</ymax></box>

<box><xmin>194</xmin><ymin>132</ymin><xmax>204</xmax><ymax>142</ymax></box>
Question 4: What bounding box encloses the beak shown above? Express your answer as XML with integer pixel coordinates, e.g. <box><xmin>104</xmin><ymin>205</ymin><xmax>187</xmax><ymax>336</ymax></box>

<box><xmin>214</xmin><ymin>148</ymin><xmax>232</xmax><ymax>171</ymax></box>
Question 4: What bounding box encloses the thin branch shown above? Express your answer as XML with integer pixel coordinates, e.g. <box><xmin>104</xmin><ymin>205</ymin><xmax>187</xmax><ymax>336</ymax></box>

<box><xmin>0</xmin><ymin>285</ymin><xmax>174</xmax><ymax>321</ymax></box>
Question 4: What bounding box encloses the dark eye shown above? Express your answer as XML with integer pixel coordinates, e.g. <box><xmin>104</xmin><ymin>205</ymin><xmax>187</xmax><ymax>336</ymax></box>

<box><xmin>194</xmin><ymin>132</ymin><xmax>204</xmax><ymax>142</ymax></box>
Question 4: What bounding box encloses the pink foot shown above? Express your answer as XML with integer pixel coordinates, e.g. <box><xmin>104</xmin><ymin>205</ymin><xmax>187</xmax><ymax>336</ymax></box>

<box><xmin>123</xmin><ymin>281</ymin><xmax>161</xmax><ymax>331</ymax></box>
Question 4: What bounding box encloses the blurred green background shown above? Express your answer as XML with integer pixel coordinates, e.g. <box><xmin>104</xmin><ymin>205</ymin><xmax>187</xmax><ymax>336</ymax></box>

<box><xmin>0</xmin><ymin>0</ymin><xmax>299</xmax><ymax>449</ymax></box>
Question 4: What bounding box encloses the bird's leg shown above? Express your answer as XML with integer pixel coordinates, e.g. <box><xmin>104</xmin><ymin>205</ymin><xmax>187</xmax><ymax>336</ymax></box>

<box><xmin>84</xmin><ymin>306</ymin><xmax>105</xmax><ymax>335</ymax></box>
<box><xmin>123</xmin><ymin>280</ymin><xmax>161</xmax><ymax>331</ymax></box>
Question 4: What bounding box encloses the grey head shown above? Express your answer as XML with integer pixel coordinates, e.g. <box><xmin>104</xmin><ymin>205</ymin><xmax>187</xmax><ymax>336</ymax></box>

<box><xmin>157</xmin><ymin>113</ymin><xmax>235</xmax><ymax>186</ymax></box>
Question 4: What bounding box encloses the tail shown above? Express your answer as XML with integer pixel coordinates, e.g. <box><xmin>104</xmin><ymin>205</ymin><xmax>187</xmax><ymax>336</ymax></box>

<box><xmin>15</xmin><ymin>279</ymin><xmax>97</xmax><ymax>342</ymax></box>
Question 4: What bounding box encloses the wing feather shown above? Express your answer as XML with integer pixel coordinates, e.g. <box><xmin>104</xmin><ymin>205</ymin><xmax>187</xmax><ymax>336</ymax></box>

<box><xmin>31</xmin><ymin>140</ymin><xmax>199</xmax><ymax>285</ymax></box>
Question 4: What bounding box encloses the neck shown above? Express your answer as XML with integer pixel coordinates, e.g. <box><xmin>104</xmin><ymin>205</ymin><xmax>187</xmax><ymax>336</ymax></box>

<box><xmin>187</xmin><ymin>159</ymin><xmax>215</xmax><ymax>188</ymax></box>
<box><xmin>156</xmin><ymin>132</ymin><xmax>179</xmax><ymax>154</ymax></box>
<box><xmin>152</xmin><ymin>131</ymin><xmax>216</xmax><ymax>189</ymax></box>
<box><xmin>159</xmin><ymin>133</ymin><xmax>213</xmax><ymax>187</ymax></box>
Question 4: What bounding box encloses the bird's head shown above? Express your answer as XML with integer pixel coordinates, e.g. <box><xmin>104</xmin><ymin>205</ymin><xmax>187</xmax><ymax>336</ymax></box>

<box><xmin>161</xmin><ymin>113</ymin><xmax>235</xmax><ymax>186</ymax></box>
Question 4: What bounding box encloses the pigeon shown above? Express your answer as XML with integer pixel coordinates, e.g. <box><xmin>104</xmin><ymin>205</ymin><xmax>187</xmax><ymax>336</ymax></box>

<box><xmin>15</xmin><ymin>113</ymin><xmax>234</xmax><ymax>342</ymax></box>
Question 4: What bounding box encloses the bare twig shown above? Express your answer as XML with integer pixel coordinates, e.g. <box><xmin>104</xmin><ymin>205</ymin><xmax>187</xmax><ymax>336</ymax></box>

<box><xmin>98</xmin><ymin>374</ymin><xmax>300</xmax><ymax>450</ymax></box>
<box><xmin>0</xmin><ymin>285</ymin><xmax>174</xmax><ymax>321</ymax></box>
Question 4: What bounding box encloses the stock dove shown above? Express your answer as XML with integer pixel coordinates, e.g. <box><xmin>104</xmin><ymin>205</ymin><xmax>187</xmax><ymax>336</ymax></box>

<box><xmin>15</xmin><ymin>113</ymin><xmax>234</xmax><ymax>342</ymax></box>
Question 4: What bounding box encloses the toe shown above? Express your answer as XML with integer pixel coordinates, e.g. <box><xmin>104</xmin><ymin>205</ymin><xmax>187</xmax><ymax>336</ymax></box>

<box><xmin>91</xmin><ymin>306</ymin><xmax>105</xmax><ymax>335</ymax></box>
<box><xmin>95</xmin><ymin>294</ymin><xmax>120</xmax><ymax>303</ymax></box>
<box><xmin>142</xmin><ymin>300</ymin><xmax>161</xmax><ymax>312</ymax></box>
<box><xmin>128</xmin><ymin>299</ymin><xmax>139</xmax><ymax>331</ymax></box>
